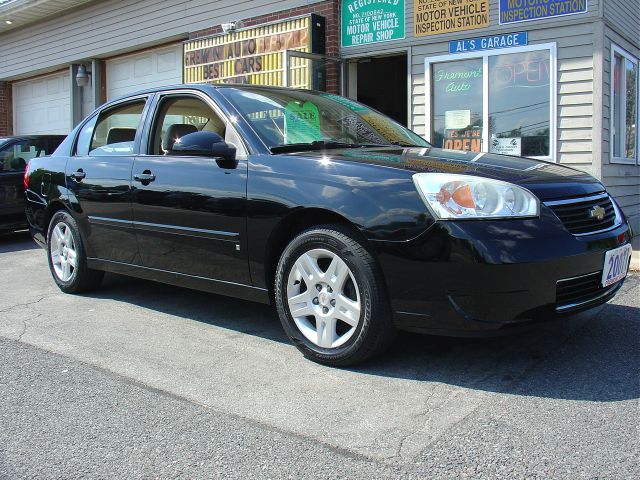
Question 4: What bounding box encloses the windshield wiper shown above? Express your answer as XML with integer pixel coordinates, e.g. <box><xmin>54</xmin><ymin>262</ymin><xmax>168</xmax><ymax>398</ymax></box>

<box><xmin>270</xmin><ymin>140</ymin><xmax>364</xmax><ymax>153</ymax></box>
<box><xmin>269</xmin><ymin>140</ymin><xmax>418</xmax><ymax>153</ymax></box>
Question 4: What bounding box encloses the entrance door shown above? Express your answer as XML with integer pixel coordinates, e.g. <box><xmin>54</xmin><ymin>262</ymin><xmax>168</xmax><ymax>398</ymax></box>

<box><xmin>354</xmin><ymin>54</ymin><xmax>408</xmax><ymax>126</ymax></box>
<box><xmin>131</xmin><ymin>93</ymin><xmax>250</xmax><ymax>285</ymax></box>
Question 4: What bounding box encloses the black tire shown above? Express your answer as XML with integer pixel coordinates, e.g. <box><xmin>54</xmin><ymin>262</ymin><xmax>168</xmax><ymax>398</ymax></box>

<box><xmin>46</xmin><ymin>210</ymin><xmax>104</xmax><ymax>293</ymax></box>
<box><xmin>274</xmin><ymin>224</ymin><xmax>395</xmax><ymax>366</ymax></box>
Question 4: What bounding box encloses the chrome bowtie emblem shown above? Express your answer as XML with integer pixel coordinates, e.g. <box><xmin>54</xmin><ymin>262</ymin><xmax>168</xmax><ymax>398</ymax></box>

<box><xmin>589</xmin><ymin>205</ymin><xmax>606</xmax><ymax>221</ymax></box>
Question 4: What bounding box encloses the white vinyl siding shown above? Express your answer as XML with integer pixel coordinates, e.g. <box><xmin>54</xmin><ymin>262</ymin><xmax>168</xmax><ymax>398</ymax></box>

<box><xmin>601</xmin><ymin>26</ymin><xmax>640</xmax><ymax>239</ymax></box>
<box><xmin>0</xmin><ymin>0</ymin><xmax>315</xmax><ymax>80</ymax></box>
<box><xmin>12</xmin><ymin>72</ymin><xmax>71</xmax><ymax>135</ymax></box>
<box><xmin>603</xmin><ymin>0</ymin><xmax>640</xmax><ymax>48</ymax></box>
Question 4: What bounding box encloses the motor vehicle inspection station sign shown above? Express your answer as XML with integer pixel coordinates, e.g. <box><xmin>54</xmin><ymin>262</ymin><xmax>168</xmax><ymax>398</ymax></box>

<box><xmin>342</xmin><ymin>0</ymin><xmax>405</xmax><ymax>47</ymax></box>
<box><xmin>414</xmin><ymin>0</ymin><xmax>489</xmax><ymax>37</ymax></box>
<box><xmin>499</xmin><ymin>0</ymin><xmax>588</xmax><ymax>24</ymax></box>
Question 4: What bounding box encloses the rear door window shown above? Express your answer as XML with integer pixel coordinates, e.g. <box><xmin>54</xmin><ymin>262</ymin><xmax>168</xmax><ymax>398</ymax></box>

<box><xmin>89</xmin><ymin>101</ymin><xmax>146</xmax><ymax>156</ymax></box>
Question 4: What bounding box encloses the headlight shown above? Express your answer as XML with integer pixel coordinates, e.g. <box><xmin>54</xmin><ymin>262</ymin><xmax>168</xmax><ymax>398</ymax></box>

<box><xmin>412</xmin><ymin>173</ymin><xmax>539</xmax><ymax>219</ymax></box>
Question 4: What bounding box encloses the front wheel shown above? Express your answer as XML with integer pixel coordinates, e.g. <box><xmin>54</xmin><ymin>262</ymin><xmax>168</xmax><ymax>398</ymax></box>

<box><xmin>46</xmin><ymin>210</ymin><xmax>104</xmax><ymax>293</ymax></box>
<box><xmin>274</xmin><ymin>225</ymin><xmax>395</xmax><ymax>366</ymax></box>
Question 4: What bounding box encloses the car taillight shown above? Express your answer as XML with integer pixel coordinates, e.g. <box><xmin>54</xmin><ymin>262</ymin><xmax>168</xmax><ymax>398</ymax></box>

<box><xmin>23</xmin><ymin>160</ymin><xmax>30</xmax><ymax>190</ymax></box>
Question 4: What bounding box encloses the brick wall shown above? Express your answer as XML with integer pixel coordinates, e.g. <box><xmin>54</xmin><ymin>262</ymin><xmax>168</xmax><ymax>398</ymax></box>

<box><xmin>0</xmin><ymin>81</ymin><xmax>11</xmax><ymax>136</ymax></box>
<box><xmin>189</xmin><ymin>0</ymin><xmax>340</xmax><ymax>93</ymax></box>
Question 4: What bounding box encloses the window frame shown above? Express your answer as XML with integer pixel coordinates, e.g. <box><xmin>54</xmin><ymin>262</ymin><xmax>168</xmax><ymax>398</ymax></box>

<box><xmin>424</xmin><ymin>42</ymin><xmax>557</xmax><ymax>162</ymax></box>
<box><xmin>72</xmin><ymin>95</ymin><xmax>150</xmax><ymax>157</ymax></box>
<box><xmin>141</xmin><ymin>89</ymin><xmax>249</xmax><ymax>159</ymax></box>
<box><xmin>610</xmin><ymin>43</ymin><xmax>639</xmax><ymax>165</ymax></box>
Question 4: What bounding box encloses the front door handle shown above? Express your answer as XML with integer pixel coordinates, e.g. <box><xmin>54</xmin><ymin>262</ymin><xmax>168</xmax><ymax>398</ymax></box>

<box><xmin>133</xmin><ymin>171</ymin><xmax>156</xmax><ymax>183</ymax></box>
<box><xmin>70</xmin><ymin>169</ymin><xmax>86</xmax><ymax>181</ymax></box>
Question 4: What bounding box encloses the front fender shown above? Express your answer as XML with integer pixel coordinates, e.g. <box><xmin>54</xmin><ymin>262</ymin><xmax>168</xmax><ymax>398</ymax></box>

<box><xmin>248</xmin><ymin>154</ymin><xmax>432</xmax><ymax>241</ymax></box>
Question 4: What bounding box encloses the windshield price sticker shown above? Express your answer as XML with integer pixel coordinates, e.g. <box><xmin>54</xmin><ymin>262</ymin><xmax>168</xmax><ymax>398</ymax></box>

<box><xmin>284</xmin><ymin>101</ymin><xmax>322</xmax><ymax>144</ymax></box>
<box><xmin>602</xmin><ymin>244</ymin><xmax>632</xmax><ymax>288</ymax></box>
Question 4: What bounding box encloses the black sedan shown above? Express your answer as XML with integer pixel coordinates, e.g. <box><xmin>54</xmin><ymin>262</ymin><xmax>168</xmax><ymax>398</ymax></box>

<box><xmin>24</xmin><ymin>85</ymin><xmax>633</xmax><ymax>365</ymax></box>
<box><xmin>1</xmin><ymin>135</ymin><xmax>64</xmax><ymax>233</ymax></box>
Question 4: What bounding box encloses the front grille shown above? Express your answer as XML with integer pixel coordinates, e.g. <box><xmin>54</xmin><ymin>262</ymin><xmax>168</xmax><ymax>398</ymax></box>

<box><xmin>545</xmin><ymin>192</ymin><xmax>618</xmax><ymax>235</ymax></box>
<box><xmin>556</xmin><ymin>271</ymin><xmax>618</xmax><ymax>312</ymax></box>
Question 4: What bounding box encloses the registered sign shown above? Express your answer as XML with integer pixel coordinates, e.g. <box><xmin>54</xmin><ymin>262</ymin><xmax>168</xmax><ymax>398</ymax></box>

<box><xmin>342</xmin><ymin>0</ymin><xmax>405</xmax><ymax>47</ymax></box>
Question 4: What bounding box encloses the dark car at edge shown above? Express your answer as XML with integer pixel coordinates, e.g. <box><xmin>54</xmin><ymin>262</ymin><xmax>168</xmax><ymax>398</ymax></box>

<box><xmin>1</xmin><ymin>135</ymin><xmax>65</xmax><ymax>233</ymax></box>
<box><xmin>24</xmin><ymin>85</ymin><xmax>634</xmax><ymax>365</ymax></box>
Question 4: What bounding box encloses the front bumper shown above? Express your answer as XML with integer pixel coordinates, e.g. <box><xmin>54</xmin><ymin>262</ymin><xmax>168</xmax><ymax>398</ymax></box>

<box><xmin>372</xmin><ymin>208</ymin><xmax>633</xmax><ymax>336</ymax></box>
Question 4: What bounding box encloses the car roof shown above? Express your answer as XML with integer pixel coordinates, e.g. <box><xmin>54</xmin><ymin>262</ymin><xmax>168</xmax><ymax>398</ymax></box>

<box><xmin>1</xmin><ymin>134</ymin><xmax>66</xmax><ymax>141</ymax></box>
<box><xmin>108</xmin><ymin>83</ymin><xmax>321</xmax><ymax>104</ymax></box>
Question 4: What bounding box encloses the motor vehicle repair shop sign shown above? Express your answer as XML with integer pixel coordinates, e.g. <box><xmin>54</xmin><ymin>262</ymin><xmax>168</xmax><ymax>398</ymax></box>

<box><xmin>342</xmin><ymin>0</ymin><xmax>405</xmax><ymax>47</ymax></box>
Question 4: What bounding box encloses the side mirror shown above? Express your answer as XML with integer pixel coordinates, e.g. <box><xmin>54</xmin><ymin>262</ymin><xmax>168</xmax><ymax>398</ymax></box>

<box><xmin>169</xmin><ymin>131</ymin><xmax>236</xmax><ymax>161</ymax></box>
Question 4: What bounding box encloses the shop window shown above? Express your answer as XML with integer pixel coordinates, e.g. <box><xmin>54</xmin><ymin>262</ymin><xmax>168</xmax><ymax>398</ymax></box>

<box><xmin>427</xmin><ymin>44</ymin><xmax>556</xmax><ymax>161</ymax></box>
<box><xmin>611</xmin><ymin>45</ymin><xmax>639</xmax><ymax>164</ymax></box>
<box><xmin>431</xmin><ymin>58</ymin><xmax>483</xmax><ymax>153</ymax></box>
<box><xmin>489</xmin><ymin>50</ymin><xmax>550</xmax><ymax>157</ymax></box>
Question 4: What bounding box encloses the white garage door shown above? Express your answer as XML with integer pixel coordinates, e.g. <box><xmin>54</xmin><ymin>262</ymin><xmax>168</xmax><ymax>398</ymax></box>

<box><xmin>13</xmin><ymin>72</ymin><xmax>71</xmax><ymax>135</ymax></box>
<box><xmin>106</xmin><ymin>45</ymin><xmax>183</xmax><ymax>101</ymax></box>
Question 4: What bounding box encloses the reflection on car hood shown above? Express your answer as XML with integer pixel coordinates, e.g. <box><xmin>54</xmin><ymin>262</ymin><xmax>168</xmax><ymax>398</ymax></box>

<box><xmin>282</xmin><ymin>146</ymin><xmax>602</xmax><ymax>200</ymax></box>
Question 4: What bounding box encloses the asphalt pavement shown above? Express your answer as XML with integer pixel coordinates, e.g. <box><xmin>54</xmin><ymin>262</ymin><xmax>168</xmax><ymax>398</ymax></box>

<box><xmin>0</xmin><ymin>230</ymin><xmax>638</xmax><ymax>479</ymax></box>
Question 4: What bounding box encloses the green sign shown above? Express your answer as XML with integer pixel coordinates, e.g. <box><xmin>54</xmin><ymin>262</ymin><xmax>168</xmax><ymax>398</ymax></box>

<box><xmin>342</xmin><ymin>0</ymin><xmax>405</xmax><ymax>47</ymax></box>
<box><xmin>284</xmin><ymin>101</ymin><xmax>322</xmax><ymax>144</ymax></box>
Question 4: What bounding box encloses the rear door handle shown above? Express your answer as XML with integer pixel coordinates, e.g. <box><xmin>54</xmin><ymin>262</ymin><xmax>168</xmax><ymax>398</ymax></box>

<box><xmin>133</xmin><ymin>172</ymin><xmax>156</xmax><ymax>183</ymax></box>
<box><xmin>70</xmin><ymin>169</ymin><xmax>86</xmax><ymax>180</ymax></box>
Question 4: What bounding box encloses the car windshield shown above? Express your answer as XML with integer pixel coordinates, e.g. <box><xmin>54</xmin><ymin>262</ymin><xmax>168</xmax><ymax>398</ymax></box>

<box><xmin>220</xmin><ymin>87</ymin><xmax>430</xmax><ymax>152</ymax></box>
<box><xmin>0</xmin><ymin>138</ymin><xmax>9</xmax><ymax>149</ymax></box>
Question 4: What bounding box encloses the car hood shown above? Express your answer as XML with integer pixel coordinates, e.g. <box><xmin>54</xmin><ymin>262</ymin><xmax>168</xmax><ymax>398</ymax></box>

<box><xmin>283</xmin><ymin>146</ymin><xmax>603</xmax><ymax>201</ymax></box>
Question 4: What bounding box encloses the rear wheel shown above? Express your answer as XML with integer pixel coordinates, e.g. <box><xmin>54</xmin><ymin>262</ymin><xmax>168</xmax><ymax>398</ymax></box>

<box><xmin>47</xmin><ymin>210</ymin><xmax>103</xmax><ymax>293</ymax></box>
<box><xmin>275</xmin><ymin>225</ymin><xmax>395</xmax><ymax>366</ymax></box>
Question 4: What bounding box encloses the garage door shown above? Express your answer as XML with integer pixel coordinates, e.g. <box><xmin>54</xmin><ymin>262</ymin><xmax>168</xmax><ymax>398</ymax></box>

<box><xmin>13</xmin><ymin>72</ymin><xmax>71</xmax><ymax>135</ymax></box>
<box><xmin>106</xmin><ymin>45</ymin><xmax>183</xmax><ymax>101</ymax></box>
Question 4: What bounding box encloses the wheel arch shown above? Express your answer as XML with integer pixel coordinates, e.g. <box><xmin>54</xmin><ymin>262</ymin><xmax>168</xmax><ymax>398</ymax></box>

<box><xmin>43</xmin><ymin>201</ymin><xmax>70</xmax><ymax>241</ymax></box>
<box><xmin>263</xmin><ymin>207</ymin><xmax>374</xmax><ymax>299</ymax></box>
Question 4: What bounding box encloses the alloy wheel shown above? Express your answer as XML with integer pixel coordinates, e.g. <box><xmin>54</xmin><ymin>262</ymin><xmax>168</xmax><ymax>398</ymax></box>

<box><xmin>286</xmin><ymin>248</ymin><xmax>361</xmax><ymax>349</ymax></box>
<box><xmin>50</xmin><ymin>222</ymin><xmax>77</xmax><ymax>282</ymax></box>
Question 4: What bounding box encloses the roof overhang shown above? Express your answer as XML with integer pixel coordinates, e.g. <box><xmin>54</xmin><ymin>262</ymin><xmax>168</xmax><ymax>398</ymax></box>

<box><xmin>0</xmin><ymin>0</ymin><xmax>97</xmax><ymax>32</ymax></box>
